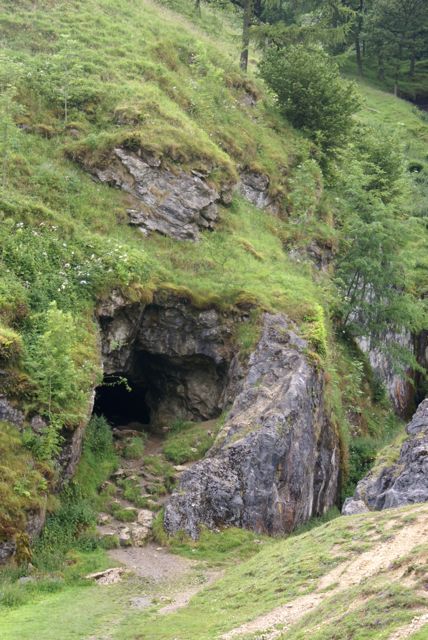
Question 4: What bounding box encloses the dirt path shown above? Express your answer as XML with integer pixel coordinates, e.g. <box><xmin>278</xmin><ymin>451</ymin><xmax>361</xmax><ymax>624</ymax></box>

<box><xmin>222</xmin><ymin>509</ymin><xmax>428</xmax><ymax>640</ymax></box>
<box><xmin>109</xmin><ymin>544</ymin><xmax>195</xmax><ymax>581</ymax></box>
<box><xmin>109</xmin><ymin>543</ymin><xmax>221</xmax><ymax>616</ymax></box>
<box><xmin>387</xmin><ymin>613</ymin><xmax>428</xmax><ymax>640</ymax></box>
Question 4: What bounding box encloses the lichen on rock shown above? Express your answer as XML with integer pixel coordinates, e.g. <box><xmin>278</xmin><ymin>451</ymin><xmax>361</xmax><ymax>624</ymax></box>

<box><xmin>92</xmin><ymin>147</ymin><xmax>230</xmax><ymax>241</ymax></box>
<box><xmin>343</xmin><ymin>398</ymin><xmax>428</xmax><ymax>514</ymax></box>
<box><xmin>164</xmin><ymin>313</ymin><xmax>340</xmax><ymax>538</ymax></box>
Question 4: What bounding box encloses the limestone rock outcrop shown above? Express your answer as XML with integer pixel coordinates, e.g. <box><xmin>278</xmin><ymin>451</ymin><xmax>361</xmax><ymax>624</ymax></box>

<box><xmin>92</xmin><ymin>148</ymin><xmax>229</xmax><ymax>241</ymax></box>
<box><xmin>343</xmin><ymin>398</ymin><xmax>428</xmax><ymax>514</ymax></box>
<box><xmin>357</xmin><ymin>332</ymin><xmax>414</xmax><ymax>416</ymax></box>
<box><xmin>97</xmin><ymin>291</ymin><xmax>241</xmax><ymax>426</ymax></box>
<box><xmin>0</xmin><ymin>395</ymin><xmax>24</xmax><ymax>428</ymax></box>
<box><xmin>164</xmin><ymin>314</ymin><xmax>340</xmax><ymax>538</ymax></box>
<box><xmin>239</xmin><ymin>171</ymin><xmax>272</xmax><ymax>209</ymax></box>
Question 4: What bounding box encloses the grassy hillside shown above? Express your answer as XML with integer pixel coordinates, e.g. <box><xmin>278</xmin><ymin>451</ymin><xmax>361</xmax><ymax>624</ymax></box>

<box><xmin>1</xmin><ymin>503</ymin><xmax>427</xmax><ymax>639</ymax></box>
<box><xmin>0</xmin><ymin>0</ymin><xmax>426</xmax><ymax>581</ymax></box>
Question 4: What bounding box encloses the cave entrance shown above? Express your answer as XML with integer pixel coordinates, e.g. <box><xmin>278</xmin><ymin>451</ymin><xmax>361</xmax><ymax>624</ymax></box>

<box><xmin>93</xmin><ymin>375</ymin><xmax>151</xmax><ymax>429</ymax></box>
<box><xmin>93</xmin><ymin>351</ymin><xmax>227</xmax><ymax>433</ymax></box>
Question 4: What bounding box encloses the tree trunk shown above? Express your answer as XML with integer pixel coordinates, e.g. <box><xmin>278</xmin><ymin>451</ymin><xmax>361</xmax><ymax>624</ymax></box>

<box><xmin>378</xmin><ymin>52</ymin><xmax>385</xmax><ymax>80</ymax></box>
<box><xmin>355</xmin><ymin>0</ymin><xmax>364</xmax><ymax>76</ymax></box>
<box><xmin>240</xmin><ymin>0</ymin><xmax>253</xmax><ymax>73</ymax></box>
<box><xmin>194</xmin><ymin>0</ymin><xmax>201</xmax><ymax>17</ymax></box>
<box><xmin>355</xmin><ymin>33</ymin><xmax>363</xmax><ymax>75</ymax></box>
<box><xmin>409</xmin><ymin>50</ymin><xmax>416</xmax><ymax>77</ymax></box>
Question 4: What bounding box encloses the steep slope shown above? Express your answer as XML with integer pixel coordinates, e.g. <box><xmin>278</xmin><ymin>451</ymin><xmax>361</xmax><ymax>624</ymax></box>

<box><xmin>0</xmin><ymin>0</ymin><xmax>426</xmax><ymax>565</ymax></box>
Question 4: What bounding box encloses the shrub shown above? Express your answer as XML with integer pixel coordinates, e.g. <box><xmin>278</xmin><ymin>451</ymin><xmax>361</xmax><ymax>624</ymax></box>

<box><xmin>122</xmin><ymin>434</ymin><xmax>146</xmax><ymax>460</ymax></box>
<box><xmin>259</xmin><ymin>45</ymin><xmax>360</xmax><ymax>158</ymax></box>
<box><xmin>0</xmin><ymin>324</ymin><xmax>23</xmax><ymax>362</ymax></box>
<box><xmin>0</xmin><ymin>422</ymin><xmax>47</xmax><ymax>544</ymax></box>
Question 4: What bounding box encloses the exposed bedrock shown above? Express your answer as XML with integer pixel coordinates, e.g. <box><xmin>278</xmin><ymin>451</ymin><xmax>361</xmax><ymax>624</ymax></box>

<box><xmin>239</xmin><ymin>171</ymin><xmax>280</xmax><ymax>213</ymax></box>
<box><xmin>97</xmin><ymin>291</ymin><xmax>241</xmax><ymax>427</ymax></box>
<box><xmin>164</xmin><ymin>314</ymin><xmax>340</xmax><ymax>538</ymax></box>
<box><xmin>343</xmin><ymin>398</ymin><xmax>428</xmax><ymax>515</ymax></box>
<box><xmin>91</xmin><ymin>147</ymin><xmax>232</xmax><ymax>241</ymax></box>
<box><xmin>357</xmin><ymin>331</ymin><xmax>416</xmax><ymax>417</ymax></box>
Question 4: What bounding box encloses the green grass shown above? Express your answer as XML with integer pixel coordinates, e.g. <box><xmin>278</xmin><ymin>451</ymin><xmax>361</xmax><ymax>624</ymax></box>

<box><xmin>122</xmin><ymin>435</ymin><xmax>146</xmax><ymax>460</ymax></box>
<box><xmin>163</xmin><ymin>419</ymin><xmax>222</xmax><ymax>464</ymax></box>
<box><xmin>113</xmin><ymin>505</ymin><xmax>428</xmax><ymax>639</ymax></box>
<box><xmin>282</xmin><ymin>580</ymin><xmax>425</xmax><ymax>640</ymax></box>
<box><xmin>2</xmin><ymin>504</ymin><xmax>426</xmax><ymax>639</ymax></box>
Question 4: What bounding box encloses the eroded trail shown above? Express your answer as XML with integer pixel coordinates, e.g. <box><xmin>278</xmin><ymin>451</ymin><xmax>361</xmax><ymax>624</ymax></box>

<box><xmin>222</xmin><ymin>507</ymin><xmax>428</xmax><ymax>640</ymax></box>
<box><xmin>387</xmin><ymin>614</ymin><xmax>428</xmax><ymax>640</ymax></box>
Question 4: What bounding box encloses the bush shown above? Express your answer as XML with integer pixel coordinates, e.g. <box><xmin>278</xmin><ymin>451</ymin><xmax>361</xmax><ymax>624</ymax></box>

<box><xmin>259</xmin><ymin>45</ymin><xmax>360</xmax><ymax>158</ymax></box>
<box><xmin>122</xmin><ymin>434</ymin><xmax>146</xmax><ymax>460</ymax></box>
<box><xmin>0</xmin><ymin>324</ymin><xmax>22</xmax><ymax>362</ymax></box>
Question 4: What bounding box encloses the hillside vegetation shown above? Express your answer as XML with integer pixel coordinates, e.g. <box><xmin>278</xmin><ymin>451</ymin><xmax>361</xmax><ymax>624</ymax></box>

<box><xmin>1</xmin><ymin>503</ymin><xmax>427</xmax><ymax>639</ymax></box>
<box><xmin>0</xmin><ymin>0</ymin><xmax>427</xmax><ymax>636</ymax></box>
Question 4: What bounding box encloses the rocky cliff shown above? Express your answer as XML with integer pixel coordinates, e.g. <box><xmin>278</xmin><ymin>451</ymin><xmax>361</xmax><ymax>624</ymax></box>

<box><xmin>164</xmin><ymin>313</ymin><xmax>340</xmax><ymax>538</ymax></box>
<box><xmin>343</xmin><ymin>398</ymin><xmax>428</xmax><ymax>514</ymax></box>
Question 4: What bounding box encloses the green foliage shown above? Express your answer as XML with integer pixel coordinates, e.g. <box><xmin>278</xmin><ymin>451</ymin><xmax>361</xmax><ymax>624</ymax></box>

<box><xmin>122</xmin><ymin>435</ymin><xmax>146</xmax><ymax>460</ymax></box>
<box><xmin>0</xmin><ymin>324</ymin><xmax>22</xmax><ymax>362</ymax></box>
<box><xmin>25</xmin><ymin>303</ymin><xmax>88</xmax><ymax>423</ymax></box>
<box><xmin>32</xmin><ymin>415</ymin><xmax>117</xmax><ymax>572</ymax></box>
<box><xmin>333</xmin><ymin>125</ymin><xmax>427</xmax><ymax>344</ymax></box>
<box><xmin>259</xmin><ymin>44</ymin><xmax>360</xmax><ymax>159</ymax></box>
<box><xmin>163</xmin><ymin>420</ymin><xmax>220</xmax><ymax>464</ymax></box>
<box><xmin>0</xmin><ymin>422</ymin><xmax>47</xmax><ymax>543</ymax></box>
<box><xmin>302</xmin><ymin>304</ymin><xmax>328</xmax><ymax>358</ymax></box>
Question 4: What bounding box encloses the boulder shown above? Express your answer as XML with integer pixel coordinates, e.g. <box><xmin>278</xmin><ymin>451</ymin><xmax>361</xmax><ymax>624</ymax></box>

<box><xmin>164</xmin><ymin>313</ymin><xmax>340</xmax><ymax>538</ymax></box>
<box><xmin>343</xmin><ymin>399</ymin><xmax>428</xmax><ymax>514</ymax></box>
<box><xmin>239</xmin><ymin>171</ymin><xmax>279</xmax><ymax>213</ymax></box>
<box><xmin>93</xmin><ymin>147</ymin><xmax>225</xmax><ymax>241</ymax></box>
<box><xmin>0</xmin><ymin>396</ymin><xmax>24</xmax><ymax>428</ymax></box>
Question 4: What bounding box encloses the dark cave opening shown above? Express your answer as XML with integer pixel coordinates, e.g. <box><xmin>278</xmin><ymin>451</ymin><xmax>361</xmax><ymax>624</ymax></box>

<box><xmin>93</xmin><ymin>374</ymin><xmax>151</xmax><ymax>428</ymax></box>
<box><xmin>93</xmin><ymin>351</ymin><xmax>227</xmax><ymax>432</ymax></box>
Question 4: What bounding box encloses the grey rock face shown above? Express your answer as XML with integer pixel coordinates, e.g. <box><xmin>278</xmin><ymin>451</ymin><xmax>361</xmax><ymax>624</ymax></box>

<box><xmin>0</xmin><ymin>395</ymin><xmax>24</xmax><ymax>428</ymax></box>
<box><xmin>343</xmin><ymin>398</ymin><xmax>428</xmax><ymax>514</ymax></box>
<box><xmin>239</xmin><ymin>171</ymin><xmax>280</xmax><ymax>213</ymax></box>
<box><xmin>94</xmin><ymin>148</ymin><xmax>224</xmax><ymax>241</ymax></box>
<box><xmin>357</xmin><ymin>332</ymin><xmax>414</xmax><ymax>416</ymax></box>
<box><xmin>97</xmin><ymin>292</ymin><xmax>241</xmax><ymax>426</ymax></box>
<box><xmin>164</xmin><ymin>314</ymin><xmax>340</xmax><ymax>538</ymax></box>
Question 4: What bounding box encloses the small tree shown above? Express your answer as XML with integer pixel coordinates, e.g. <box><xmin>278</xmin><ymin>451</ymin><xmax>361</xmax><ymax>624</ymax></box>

<box><xmin>334</xmin><ymin>126</ymin><xmax>426</xmax><ymax>342</ymax></box>
<box><xmin>259</xmin><ymin>44</ymin><xmax>360</xmax><ymax>159</ymax></box>
<box><xmin>25</xmin><ymin>302</ymin><xmax>87</xmax><ymax>461</ymax></box>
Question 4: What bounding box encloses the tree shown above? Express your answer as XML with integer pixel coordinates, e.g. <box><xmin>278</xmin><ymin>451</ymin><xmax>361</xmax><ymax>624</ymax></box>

<box><xmin>365</xmin><ymin>0</ymin><xmax>428</xmax><ymax>93</ymax></box>
<box><xmin>334</xmin><ymin>125</ymin><xmax>426</xmax><ymax>341</ymax></box>
<box><xmin>259</xmin><ymin>44</ymin><xmax>360</xmax><ymax>159</ymax></box>
<box><xmin>240</xmin><ymin>0</ymin><xmax>254</xmax><ymax>71</ymax></box>
<box><xmin>27</xmin><ymin>34</ymin><xmax>83</xmax><ymax>124</ymax></box>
